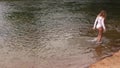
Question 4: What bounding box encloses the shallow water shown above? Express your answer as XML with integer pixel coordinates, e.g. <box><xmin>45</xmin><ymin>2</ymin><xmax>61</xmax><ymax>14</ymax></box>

<box><xmin>0</xmin><ymin>0</ymin><xmax>120</xmax><ymax>68</ymax></box>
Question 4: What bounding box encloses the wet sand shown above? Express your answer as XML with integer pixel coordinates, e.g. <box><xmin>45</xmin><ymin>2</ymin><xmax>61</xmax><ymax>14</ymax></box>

<box><xmin>89</xmin><ymin>50</ymin><xmax>120</xmax><ymax>68</ymax></box>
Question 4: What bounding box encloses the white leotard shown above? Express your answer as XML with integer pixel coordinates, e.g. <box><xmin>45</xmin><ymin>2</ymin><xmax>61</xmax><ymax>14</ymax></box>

<box><xmin>93</xmin><ymin>16</ymin><xmax>106</xmax><ymax>30</ymax></box>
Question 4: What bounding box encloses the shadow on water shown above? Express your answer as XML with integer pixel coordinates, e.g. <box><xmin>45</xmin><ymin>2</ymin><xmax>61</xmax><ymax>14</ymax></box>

<box><xmin>0</xmin><ymin>0</ymin><xmax>120</xmax><ymax>68</ymax></box>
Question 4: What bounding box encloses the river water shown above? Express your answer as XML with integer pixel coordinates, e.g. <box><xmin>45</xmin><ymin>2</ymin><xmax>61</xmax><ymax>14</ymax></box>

<box><xmin>0</xmin><ymin>0</ymin><xmax>120</xmax><ymax>68</ymax></box>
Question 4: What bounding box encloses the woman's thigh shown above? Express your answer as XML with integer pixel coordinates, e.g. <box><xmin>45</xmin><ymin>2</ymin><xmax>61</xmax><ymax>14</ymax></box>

<box><xmin>97</xmin><ymin>27</ymin><xmax>103</xmax><ymax>35</ymax></box>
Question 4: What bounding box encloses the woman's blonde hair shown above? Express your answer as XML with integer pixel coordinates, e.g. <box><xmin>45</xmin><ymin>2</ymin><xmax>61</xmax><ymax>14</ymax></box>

<box><xmin>98</xmin><ymin>10</ymin><xmax>106</xmax><ymax>18</ymax></box>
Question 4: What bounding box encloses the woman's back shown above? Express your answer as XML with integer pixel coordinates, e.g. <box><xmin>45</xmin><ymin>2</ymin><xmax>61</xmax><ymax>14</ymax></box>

<box><xmin>96</xmin><ymin>16</ymin><xmax>104</xmax><ymax>29</ymax></box>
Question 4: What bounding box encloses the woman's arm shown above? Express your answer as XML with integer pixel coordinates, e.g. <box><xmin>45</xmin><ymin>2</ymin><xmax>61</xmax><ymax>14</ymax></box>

<box><xmin>93</xmin><ymin>17</ymin><xmax>98</xmax><ymax>29</ymax></box>
<box><xmin>101</xmin><ymin>18</ymin><xmax>106</xmax><ymax>31</ymax></box>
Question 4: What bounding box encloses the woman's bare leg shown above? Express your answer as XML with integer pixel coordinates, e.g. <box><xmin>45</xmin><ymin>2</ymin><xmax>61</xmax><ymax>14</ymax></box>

<box><xmin>97</xmin><ymin>27</ymin><xmax>103</xmax><ymax>42</ymax></box>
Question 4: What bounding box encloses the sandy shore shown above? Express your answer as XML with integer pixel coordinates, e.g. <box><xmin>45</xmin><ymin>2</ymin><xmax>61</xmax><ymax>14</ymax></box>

<box><xmin>89</xmin><ymin>50</ymin><xmax>120</xmax><ymax>68</ymax></box>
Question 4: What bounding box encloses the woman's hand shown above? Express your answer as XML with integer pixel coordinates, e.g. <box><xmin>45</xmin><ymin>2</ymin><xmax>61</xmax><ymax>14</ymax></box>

<box><xmin>92</xmin><ymin>27</ymin><xmax>95</xmax><ymax>30</ymax></box>
<box><xmin>104</xmin><ymin>29</ymin><xmax>106</xmax><ymax>32</ymax></box>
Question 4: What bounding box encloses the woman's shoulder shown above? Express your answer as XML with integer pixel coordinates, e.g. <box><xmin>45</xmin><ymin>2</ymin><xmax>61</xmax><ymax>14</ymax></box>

<box><xmin>97</xmin><ymin>16</ymin><xmax>104</xmax><ymax>19</ymax></box>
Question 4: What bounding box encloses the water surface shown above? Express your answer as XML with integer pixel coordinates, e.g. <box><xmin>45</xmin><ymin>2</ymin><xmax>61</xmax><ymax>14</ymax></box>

<box><xmin>0</xmin><ymin>0</ymin><xmax>120</xmax><ymax>68</ymax></box>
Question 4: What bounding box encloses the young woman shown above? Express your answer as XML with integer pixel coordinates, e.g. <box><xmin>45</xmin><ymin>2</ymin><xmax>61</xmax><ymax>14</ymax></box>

<box><xmin>93</xmin><ymin>10</ymin><xmax>106</xmax><ymax>44</ymax></box>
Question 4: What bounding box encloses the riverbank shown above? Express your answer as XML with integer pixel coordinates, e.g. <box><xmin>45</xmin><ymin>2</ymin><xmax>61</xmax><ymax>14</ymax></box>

<box><xmin>89</xmin><ymin>50</ymin><xmax>120</xmax><ymax>68</ymax></box>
